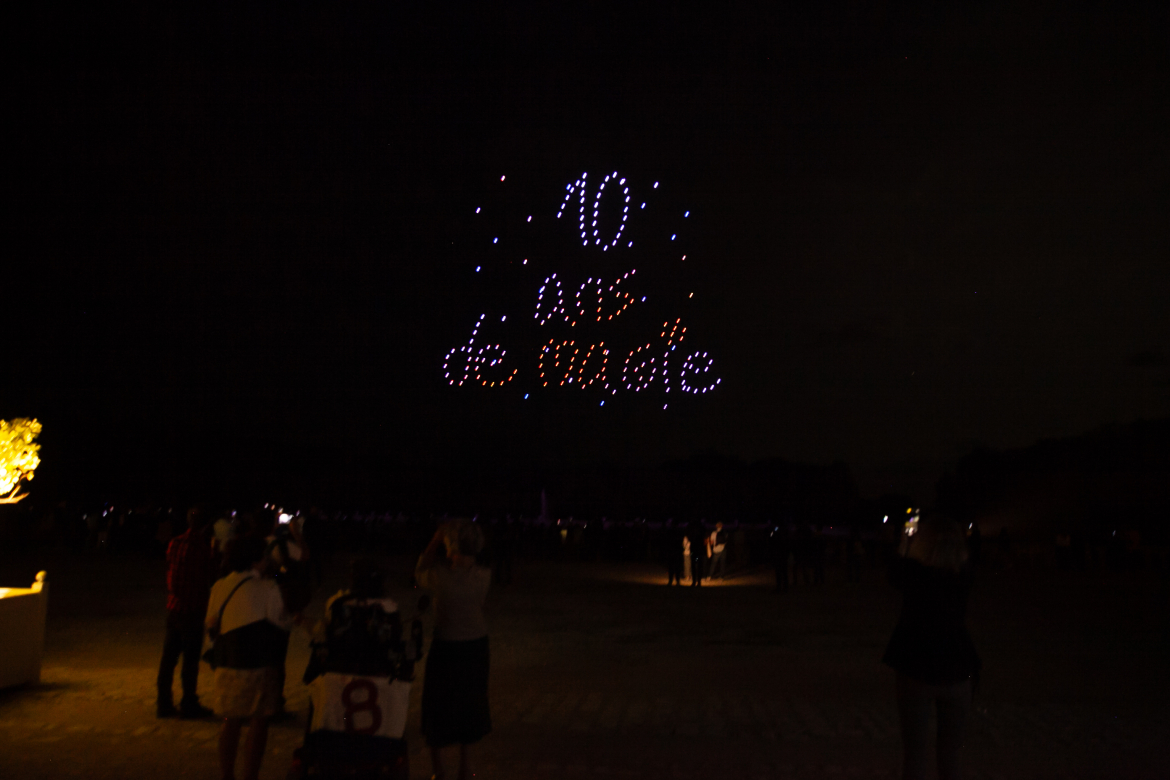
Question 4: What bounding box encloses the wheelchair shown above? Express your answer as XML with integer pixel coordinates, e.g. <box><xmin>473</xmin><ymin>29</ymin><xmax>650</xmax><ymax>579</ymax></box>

<box><xmin>287</xmin><ymin>592</ymin><xmax>429</xmax><ymax>780</ymax></box>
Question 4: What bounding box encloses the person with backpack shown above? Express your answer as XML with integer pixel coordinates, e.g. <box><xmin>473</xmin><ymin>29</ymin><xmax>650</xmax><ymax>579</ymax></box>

<box><xmin>309</xmin><ymin>557</ymin><xmax>401</xmax><ymax>675</ymax></box>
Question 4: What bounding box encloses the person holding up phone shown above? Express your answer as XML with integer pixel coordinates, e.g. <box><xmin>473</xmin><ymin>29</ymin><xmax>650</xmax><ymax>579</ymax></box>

<box><xmin>416</xmin><ymin>519</ymin><xmax>492</xmax><ymax>780</ymax></box>
<box><xmin>882</xmin><ymin>513</ymin><xmax>981</xmax><ymax>780</ymax></box>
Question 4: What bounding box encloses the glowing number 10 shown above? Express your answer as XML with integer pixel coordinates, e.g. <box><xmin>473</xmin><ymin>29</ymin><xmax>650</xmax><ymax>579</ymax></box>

<box><xmin>558</xmin><ymin>171</ymin><xmax>631</xmax><ymax>249</ymax></box>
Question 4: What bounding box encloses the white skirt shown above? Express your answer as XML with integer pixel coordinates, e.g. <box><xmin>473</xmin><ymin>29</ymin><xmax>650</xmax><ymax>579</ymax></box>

<box><xmin>213</xmin><ymin>667</ymin><xmax>282</xmax><ymax>719</ymax></box>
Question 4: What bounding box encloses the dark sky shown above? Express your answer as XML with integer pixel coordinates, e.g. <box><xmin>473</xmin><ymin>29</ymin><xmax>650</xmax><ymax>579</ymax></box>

<box><xmin>6</xmin><ymin>2</ymin><xmax>1170</xmax><ymax>505</ymax></box>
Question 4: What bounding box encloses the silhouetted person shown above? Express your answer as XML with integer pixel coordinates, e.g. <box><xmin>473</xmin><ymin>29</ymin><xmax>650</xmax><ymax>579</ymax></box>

<box><xmin>967</xmin><ymin>523</ymin><xmax>982</xmax><ymax>568</ymax></box>
<box><xmin>846</xmin><ymin>527</ymin><xmax>864</xmax><ymax>583</ymax></box>
<box><xmin>156</xmin><ymin>507</ymin><xmax>217</xmax><ymax>718</ymax></box>
<box><xmin>665</xmin><ymin>521</ymin><xmax>684</xmax><ymax>586</ymax></box>
<box><xmin>707</xmin><ymin>521</ymin><xmax>728</xmax><ymax>580</ymax></box>
<box><xmin>1055</xmin><ymin>531</ymin><xmax>1072</xmax><ymax>570</ymax></box>
<box><xmin>812</xmin><ymin>525</ymin><xmax>827</xmax><ymax>585</ymax></box>
<box><xmin>206</xmin><ymin>537</ymin><xmax>295</xmax><ymax>780</ymax></box>
<box><xmin>303</xmin><ymin>557</ymin><xmax>401</xmax><ymax>682</ymax></box>
<box><xmin>795</xmin><ymin>524</ymin><xmax>814</xmax><ymax>584</ymax></box>
<box><xmin>417</xmin><ymin>520</ymin><xmax>492</xmax><ymax>780</ymax></box>
<box><xmin>255</xmin><ymin>508</ymin><xmax>311</xmax><ymax>721</ymax></box>
<box><xmin>492</xmin><ymin>519</ymin><xmax>516</xmax><ymax>585</ymax></box>
<box><xmin>685</xmin><ymin>521</ymin><xmax>707</xmax><ymax>587</ymax></box>
<box><xmin>1123</xmin><ymin>528</ymin><xmax>1141</xmax><ymax>570</ymax></box>
<box><xmin>882</xmin><ymin>515</ymin><xmax>980</xmax><ymax>780</ymax></box>
<box><xmin>300</xmin><ymin>509</ymin><xmax>328</xmax><ymax>588</ymax></box>
<box><xmin>996</xmin><ymin>527</ymin><xmax>1011</xmax><ymax>571</ymax></box>
<box><xmin>1071</xmin><ymin>531</ymin><xmax>1086</xmax><ymax>570</ymax></box>
<box><xmin>583</xmin><ymin>519</ymin><xmax>603</xmax><ymax>562</ymax></box>
<box><xmin>769</xmin><ymin>525</ymin><xmax>791</xmax><ymax>593</ymax></box>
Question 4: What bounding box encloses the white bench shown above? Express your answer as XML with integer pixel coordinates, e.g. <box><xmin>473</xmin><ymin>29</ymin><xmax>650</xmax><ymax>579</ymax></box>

<box><xmin>0</xmin><ymin>571</ymin><xmax>48</xmax><ymax>689</ymax></box>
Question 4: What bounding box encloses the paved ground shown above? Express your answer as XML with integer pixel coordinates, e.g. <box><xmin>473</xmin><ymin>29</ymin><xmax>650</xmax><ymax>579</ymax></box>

<box><xmin>1</xmin><ymin>548</ymin><xmax>1167</xmax><ymax>779</ymax></box>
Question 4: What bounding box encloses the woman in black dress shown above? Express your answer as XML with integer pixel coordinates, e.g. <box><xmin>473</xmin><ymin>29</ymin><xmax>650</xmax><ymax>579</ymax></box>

<box><xmin>882</xmin><ymin>514</ymin><xmax>980</xmax><ymax>780</ymax></box>
<box><xmin>416</xmin><ymin>520</ymin><xmax>492</xmax><ymax>780</ymax></box>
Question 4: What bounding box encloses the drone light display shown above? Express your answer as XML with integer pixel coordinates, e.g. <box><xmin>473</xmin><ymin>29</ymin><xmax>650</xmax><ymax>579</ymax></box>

<box><xmin>444</xmin><ymin>171</ymin><xmax>721</xmax><ymax>403</ymax></box>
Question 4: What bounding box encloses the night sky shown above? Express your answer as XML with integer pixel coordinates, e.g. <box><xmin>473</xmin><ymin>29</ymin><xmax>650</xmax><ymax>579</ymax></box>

<box><xmin>7</xmin><ymin>3</ymin><xmax>1170</xmax><ymax>506</ymax></box>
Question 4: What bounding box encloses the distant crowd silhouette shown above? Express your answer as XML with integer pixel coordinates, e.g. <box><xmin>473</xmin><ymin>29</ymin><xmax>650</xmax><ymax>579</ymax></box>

<box><xmin>5</xmin><ymin>497</ymin><xmax>1163</xmax><ymax>576</ymax></box>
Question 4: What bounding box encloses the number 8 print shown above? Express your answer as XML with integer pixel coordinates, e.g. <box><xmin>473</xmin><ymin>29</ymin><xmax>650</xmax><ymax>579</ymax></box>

<box><xmin>341</xmin><ymin>678</ymin><xmax>383</xmax><ymax>735</ymax></box>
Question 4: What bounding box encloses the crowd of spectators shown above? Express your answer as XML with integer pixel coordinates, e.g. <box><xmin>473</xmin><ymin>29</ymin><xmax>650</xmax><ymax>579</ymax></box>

<box><xmin>1</xmin><ymin>498</ymin><xmax>1167</xmax><ymax>574</ymax></box>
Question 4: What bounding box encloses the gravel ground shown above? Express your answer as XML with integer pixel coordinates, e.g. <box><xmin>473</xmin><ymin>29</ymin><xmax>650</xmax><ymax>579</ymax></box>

<box><xmin>0</xmin><ymin>547</ymin><xmax>1167</xmax><ymax>779</ymax></box>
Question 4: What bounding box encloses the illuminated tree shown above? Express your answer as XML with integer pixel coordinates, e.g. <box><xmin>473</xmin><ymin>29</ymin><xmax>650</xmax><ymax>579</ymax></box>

<box><xmin>0</xmin><ymin>418</ymin><xmax>42</xmax><ymax>504</ymax></box>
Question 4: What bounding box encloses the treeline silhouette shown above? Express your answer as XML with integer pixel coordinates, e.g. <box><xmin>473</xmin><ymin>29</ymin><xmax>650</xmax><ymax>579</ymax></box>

<box><xmin>6</xmin><ymin>445</ymin><xmax>876</xmax><ymax>531</ymax></box>
<box><xmin>937</xmin><ymin>418</ymin><xmax>1170</xmax><ymax>545</ymax></box>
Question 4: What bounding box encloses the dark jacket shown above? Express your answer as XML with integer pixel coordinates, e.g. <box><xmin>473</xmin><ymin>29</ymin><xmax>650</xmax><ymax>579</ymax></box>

<box><xmin>882</xmin><ymin>557</ymin><xmax>981</xmax><ymax>686</ymax></box>
<box><xmin>685</xmin><ymin>523</ymin><xmax>707</xmax><ymax>558</ymax></box>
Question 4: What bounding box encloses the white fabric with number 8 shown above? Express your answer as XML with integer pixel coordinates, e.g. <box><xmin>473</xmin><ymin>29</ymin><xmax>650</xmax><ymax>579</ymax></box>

<box><xmin>308</xmin><ymin>673</ymin><xmax>411</xmax><ymax>740</ymax></box>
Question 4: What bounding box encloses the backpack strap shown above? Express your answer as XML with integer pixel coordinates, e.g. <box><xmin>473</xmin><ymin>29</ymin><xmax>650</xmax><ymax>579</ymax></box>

<box><xmin>212</xmin><ymin>575</ymin><xmax>253</xmax><ymax>631</ymax></box>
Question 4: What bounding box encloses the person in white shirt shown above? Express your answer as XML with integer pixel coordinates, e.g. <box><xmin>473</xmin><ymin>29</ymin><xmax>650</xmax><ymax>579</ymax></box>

<box><xmin>205</xmin><ymin>537</ymin><xmax>295</xmax><ymax>780</ymax></box>
<box><xmin>707</xmin><ymin>522</ymin><xmax>729</xmax><ymax>580</ymax></box>
<box><xmin>212</xmin><ymin>515</ymin><xmax>236</xmax><ymax>552</ymax></box>
<box><xmin>416</xmin><ymin>520</ymin><xmax>492</xmax><ymax>780</ymax></box>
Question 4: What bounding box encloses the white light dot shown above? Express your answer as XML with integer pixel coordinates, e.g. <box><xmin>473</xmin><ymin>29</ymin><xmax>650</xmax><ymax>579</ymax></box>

<box><xmin>671</xmin><ymin>234</ymin><xmax>676</xmax><ymax>240</ymax></box>
<box><xmin>641</xmin><ymin>203</ymin><xmax>646</xmax><ymax>209</ymax></box>
<box><xmin>684</xmin><ymin>211</ymin><xmax>690</xmax><ymax>217</ymax></box>
<box><xmin>501</xmin><ymin>316</ymin><xmax>506</xmax><ymax>322</ymax></box>
<box><xmin>475</xmin><ymin>207</ymin><xmax>481</xmax><ymax>214</ymax></box>
<box><xmin>527</xmin><ymin>216</ymin><xmax>532</xmax><ymax>222</ymax></box>
<box><xmin>500</xmin><ymin>175</ymin><xmax>506</xmax><ymax>181</ymax></box>
<box><xmin>476</xmin><ymin>266</ymin><xmax>481</xmax><ymax>272</ymax></box>
<box><xmin>524</xmin><ymin>394</ymin><xmax>529</xmax><ymax>399</ymax></box>
<box><xmin>493</xmin><ymin>238</ymin><xmax>498</xmax><ymax>244</ymax></box>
